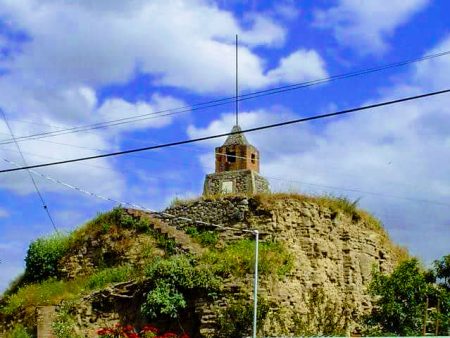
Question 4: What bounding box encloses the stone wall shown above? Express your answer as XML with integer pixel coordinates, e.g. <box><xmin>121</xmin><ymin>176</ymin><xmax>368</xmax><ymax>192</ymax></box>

<box><xmin>160</xmin><ymin>195</ymin><xmax>402</xmax><ymax>335</ymax></box>
<box><xmin>1</xmin><ymin>195</ymin><xmax>403</xmax><ymax>337</ymax></box>
<box><xmin>254</xmin><ymin>173</ymin><xmax>270</xmax><ymax>193</ymax></box>
<box><xmin>202</xmin><ymin>169</ymin><xmax>269</xmax><ymax>196</ymax></box>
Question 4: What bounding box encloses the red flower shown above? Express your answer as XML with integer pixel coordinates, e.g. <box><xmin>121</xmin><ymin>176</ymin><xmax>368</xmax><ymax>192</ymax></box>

<box><xmin>125</xmin><ymin>333</ymin><xmax>140</xmax><ymax>338</ymax></box>
<box><xmin>142</xmin><ymin>325</ymin><xmax>158</xmax><ymax>333</ymax></box>
<box><xmin>160</xmin><ymin>332</ymin><xmax>177</xmax><ymax>338</ymax></box>
<box><xmin>180</xmin><ymin>334</ymin><xmax>190</xmax><ymax>338</ymax></box>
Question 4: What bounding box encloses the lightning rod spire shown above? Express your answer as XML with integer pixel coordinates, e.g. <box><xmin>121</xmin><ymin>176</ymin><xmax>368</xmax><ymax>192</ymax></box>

<box><xmin>235</xmin><ymin>34</ymin><xmax>239</xmax><ymax>126</ymax></box>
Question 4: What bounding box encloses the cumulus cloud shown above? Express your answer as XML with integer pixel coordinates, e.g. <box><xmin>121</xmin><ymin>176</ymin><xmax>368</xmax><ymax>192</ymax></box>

<box><xmin>314</xmin><ymin>0</ymin><xmax>429</xmax><ymax>54</ymax></box>
<box><xmin>187</xmin><ymin>34</ymin><xmax>450</xmax><ymax>263</ymax></box>
<box><xmin>0</xmin><ymin>0</ymin><xmax>326</xmax><ymax>94</ymax></box>
<box><xmin>96</xmin><ymin>93</ymin><xmax>185</xmax><ymax>134</ymax></box>
<box><xmin>0</xmin><ymin>0</ymin><xmax>327</xmax><ymax>198</ymax></box>
<box><xmin>240</xmin><ymin>14</ymin><xmax>286</xmax><ymax>47</ymax></box>
<box><xmin>267</xmin><ymin>50</ymin><xmax>327</xmax><ymax>84</ymax></box>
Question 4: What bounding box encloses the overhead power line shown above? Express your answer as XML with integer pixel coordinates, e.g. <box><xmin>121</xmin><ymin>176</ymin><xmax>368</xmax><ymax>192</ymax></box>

<box><xmin>0</xmin><ymin>108</ymin><xmax>59</xmax><ymax>232</ymax></box>
<box><xmin>0</xmin><ymin>157</ymin><xmax>254</xmax><ymax>234</ymax></box>
<box><xmin>3</xmin><ymin>138</ymin><xmax>447</xmax><ymax>208</ymax></box>
<box><xmin>0</xmin><ymin>50</ymin><xmax>449</xmax><ymax>146</ymax></box>
<box><xmin>0</xmin><ymin>88</ymin><xmax>449</xmax><ymax>174</ymax></box>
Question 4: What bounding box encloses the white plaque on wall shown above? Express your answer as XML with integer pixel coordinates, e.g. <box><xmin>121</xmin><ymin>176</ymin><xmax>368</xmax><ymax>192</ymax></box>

<box><xmin>221</xmin><ymin>181</ymin><xmax>233</xmax><ymax>193</ymax></box>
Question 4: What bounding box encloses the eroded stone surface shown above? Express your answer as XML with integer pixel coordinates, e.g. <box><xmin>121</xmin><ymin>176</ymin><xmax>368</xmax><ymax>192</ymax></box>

<box><xmin>1</xmin><ymin>196</ymin><xmax>405</xmax><ymax>337</ymax></box>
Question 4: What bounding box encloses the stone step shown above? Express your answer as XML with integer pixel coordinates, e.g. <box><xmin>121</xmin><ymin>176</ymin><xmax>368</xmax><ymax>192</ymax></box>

<box><xmin>124</xmin><ymin>208</ymin><xmax>205</xmax><ymax>255</ymax></box>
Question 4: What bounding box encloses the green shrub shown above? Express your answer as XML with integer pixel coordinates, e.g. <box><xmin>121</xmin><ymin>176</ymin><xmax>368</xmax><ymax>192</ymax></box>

<box><xmin>86</xmin><ymin>265</ymin><xmax>135</xmax><ymax>290</ymax></box>
<box><xmin>52</xmin><ymin>302</ymin><xmax>81</xmax><ymax>338</ymax></box>
<box><xmin>148</xmin><ymin>228</ymin><xmax>177</xmax><ymax>255</ymax></box>
<box><xmin>292</xmin><ymin>288</ymin><xmax>351</xmax><ymax>336</ymax></box>
<box><xmin>141</xmin><ymin>280</ymin><xmax>186</xmax><ymax>319</ymax></box>
<box><xmin>216</xmin><ymin>298</ymin><xmax>269</xmax><ymax>338</ymax></box>
<box><xmin>4</xmin><ymin>324</ymin><xmax>31</xmax><ymax>338</ymax></box>
<box><xmin>185</xmin><ymin>227</ymin><xmax>218</xmax><ymax>246</ymax></box>
<box><xmin>142</xmin><ymin>255</ymin><xmax>219</xmax><ymax>319</ymax></box>
<box><xmin>24</xmin><ymin>233</ymin><xmax>72</xmax><ymax>283</ymax></box>
<box><xmin>144</xmin><ymin>255</ymin><xmax>219</xmax><ymax>291</ymax></box>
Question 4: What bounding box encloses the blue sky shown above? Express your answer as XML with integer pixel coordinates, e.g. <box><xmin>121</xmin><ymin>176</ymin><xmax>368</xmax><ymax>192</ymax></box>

<box><xmin>0</xmin><ymin>0</ymin><xmax>449</xmax><ymax>292</ymax></box>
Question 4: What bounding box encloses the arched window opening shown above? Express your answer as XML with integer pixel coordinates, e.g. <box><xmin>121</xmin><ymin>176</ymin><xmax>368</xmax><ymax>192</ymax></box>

<box><xmin>251</xmin><ymin>153</ymin><xmax>256</xmax><ymax>164</ymax></box>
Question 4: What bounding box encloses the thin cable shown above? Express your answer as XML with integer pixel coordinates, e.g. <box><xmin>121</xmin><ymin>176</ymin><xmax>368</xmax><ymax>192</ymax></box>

<box><xmin>267</xmin><ymin>176</ymin><xmax>450</xmax><ymax>208</ymax></box>
<box><xmin>1</xmin><ymin>49</ymin><xmax>449</xmax><ymax>145</ymax></box>
<box><xmin>212</xmin><ymin>151</ymin><xmax>450</xmax><ymax>207</ymax></box>
<box><xmin>0</xmin><ymin>88</ymin><xmax>448</xmax><ymax>174</ymax></box>
<box><xmin>0</xmin><ymin>108</ymin><xmax>59</xmax><ymax>232</ymax></box>
<box><xmin>3</xmin><ymin>139</ymin><xmax>446</xmax><ymax>208</ymax></box>
<box><xmin>0</xmin><ymin>157</ymin><xmax>255</xmax><ymax>234</ymax></box>
<box><xmin>236</xmin><ymin>33</ymin><xmax>239</xmax><ymax>126</ymax></box>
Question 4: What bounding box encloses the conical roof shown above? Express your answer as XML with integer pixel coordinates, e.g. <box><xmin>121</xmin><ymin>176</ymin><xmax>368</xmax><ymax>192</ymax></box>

<box><xmin>223</xmin><ymin>125</ymin><xmax>249</xmax><ymax>146</ymax></box>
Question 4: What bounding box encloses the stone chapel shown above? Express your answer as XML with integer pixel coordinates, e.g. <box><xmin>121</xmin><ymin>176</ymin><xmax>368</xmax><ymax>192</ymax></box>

<box><xmin>203</xmin><ymin>125</ymin><xmax>270</xmax><ymax>195</ymax></box>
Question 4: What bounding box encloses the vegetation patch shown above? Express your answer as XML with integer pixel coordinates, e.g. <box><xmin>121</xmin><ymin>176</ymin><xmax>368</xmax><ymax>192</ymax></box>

<box><xmin>86</xmin><ymin>265</ymin><xmax>136</xmax><ymax>290</ymax></box>
<box><xmin>24</xmin><ymin>233</ymin><xmax>72</xmax><ymax>283</ymax></box>
<box><xmin>1</xmin><ymin>278</ymin><xmax>83</xmax><ymax>316</ymax></box>
<box><xmin>3</xmin><ymin>324</ymin><xmax>32</xmax><ymax>338</ymax></box>
<box><xmin>1</xmin><ymin>265</ymin><xmax>138</xmax><ymax>316</ymax></box>
<box><xmin>185</xmin><ymin>226</ymin><xmax>218</xmax><ymax>246</ymax></box>
<box><xmin>52</xmin><ymin>301</ymin><xmax>80</xmax><ymax>338</ymax></box>
<box><xmin>216</xmin><ymin>298</ymin><xmax>269</xmax><ymax>338</ymax></box>
<box><xmin>142</xmin><ymin>255</ymin><xmax>220</xmax><ymax>319</ymax></box>
<box><xmin>291</xmin><ymin>288</ymin><xmax>351</xmax><ymax>336</ymax></box>
<box><xmin>201</xmin><ymin>239</ymin><xmax>293</xmax><ymax>278</ymax></box>
<box><xmin>364</xmin><ymin>257</ymin><xmax>450</xmax><ymax>336</ymax></box>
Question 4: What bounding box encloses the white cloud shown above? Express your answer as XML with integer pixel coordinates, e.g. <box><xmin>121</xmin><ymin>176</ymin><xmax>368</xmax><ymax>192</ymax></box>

<box><xmin>314</xmin><ymin>0</ymin><xmax>429</xmax><ymax>54</ymax></box>
<box><xmin>267</xmin><ymin>49</ymin><xmax>327</xmax><ymax>84</ymax></box>
<box><xmin>96</xmin><ymin>93</ymin><xmax>185</xmax><ymax>134</ymax></box>
<box><xmin>0</xmin><ymin>0</ymin><xmax>326</xmax><ymax>94</ymax></box>
<box><xmin>240</xmin><ymin>14</ymin><xmax>286</xmax><ymax>47</ymax></box>
<box><xmin>187</xmin><ymin>34</ymin><xmax>450</xmax><ymax>263</ymax></box>
<box><xmin>0</xmin><ymin>0</ymin><xmax>327</xmax><ymax>199</ymax></box>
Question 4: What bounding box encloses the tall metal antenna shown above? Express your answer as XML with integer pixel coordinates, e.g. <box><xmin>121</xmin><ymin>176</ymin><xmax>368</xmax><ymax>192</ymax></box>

<box><xmin>235</xmin><ymin>34</ymin><xmax>239</xmax><ymax>126</ymax></box>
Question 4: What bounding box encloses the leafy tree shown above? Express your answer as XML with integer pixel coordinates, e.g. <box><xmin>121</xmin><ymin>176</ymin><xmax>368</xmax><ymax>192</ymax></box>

<box><xmin>434</xmin><ymin>254</ymin><xmax>450</xmax><ymax>290</ymax></box>
<box><xmin>366</xmin><ymin>256</ymin><xmax>450</xmax><ymax>336</ymax></box>
<box><xmin>366</xmin><ymin>258</ymin><xmax>428</xmax><ymax>336</ymax></box>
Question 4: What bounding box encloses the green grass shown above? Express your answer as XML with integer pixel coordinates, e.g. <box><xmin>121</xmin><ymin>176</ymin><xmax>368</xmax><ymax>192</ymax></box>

<box><xmin>185</xmin><ymin>226</ymin><xmax>219</xmax><ymax>246</ymax></box>
<box><xmin>201</xmin><ymin>239</ymin><xmax>293</xmax><ymax>278</ymax></box>
<box><xmin>0</xmin><ymin>265</ymin><xmax>139</xmax><ymax>316</ymax></box>
<box><xmin>85</xmin><ymin>265</ymin><xmax>136</xmax><ymax>290</ymax></box>
<box><xmin>1</xmin><ymin>278</ymin><xmax>84</xmax><ymax>316</ymax></box>
<box><xmin>3</xmin><ymin>324</ymin><xmax>32</xmax><ymax>338</ymax></box>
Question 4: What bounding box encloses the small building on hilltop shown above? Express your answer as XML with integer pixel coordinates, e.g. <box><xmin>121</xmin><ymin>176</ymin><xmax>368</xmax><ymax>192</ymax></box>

<box><xmin>203</xmin><ymin>124</ymin><xmax>270</xmax><ymax>195</ymax></box>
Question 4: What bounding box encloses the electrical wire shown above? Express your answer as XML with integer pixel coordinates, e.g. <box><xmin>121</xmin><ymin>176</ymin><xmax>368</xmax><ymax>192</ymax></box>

<box><xmin>0</xmin><ymin>157</ymin><xmax>255</xmax><ymax>234</ymax></box>
<box><xmin>0</xmin><ymin>108</ymin><xmax>59</xmax><ymax>232</ymax></box>
<box><xmin>0</xmin><ymin>88</ymin><xmax>449</xmax><ymax>174</ymax></box>
<box><xmin>0</xmin><ymin>49</ymin><xmax>449</xmax><ymax>145</ymax></box>
<box><xmin>2</xmin><ymin>139</ymin><xmax>446</xmax><ymax>208</ymax></box>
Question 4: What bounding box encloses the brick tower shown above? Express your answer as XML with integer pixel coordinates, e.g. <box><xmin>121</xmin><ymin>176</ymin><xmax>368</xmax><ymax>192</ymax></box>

<box><xmin>203</xmin><ymin>125</ymin><xmax>270</xmax><ymax>195</ymax></box>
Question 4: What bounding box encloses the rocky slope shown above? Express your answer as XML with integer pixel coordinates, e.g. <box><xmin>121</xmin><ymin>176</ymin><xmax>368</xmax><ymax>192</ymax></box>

<box><xmin>0</xmin><ymin>193</ymin><xmax>407</xmax><ymax>337</ymax></box>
